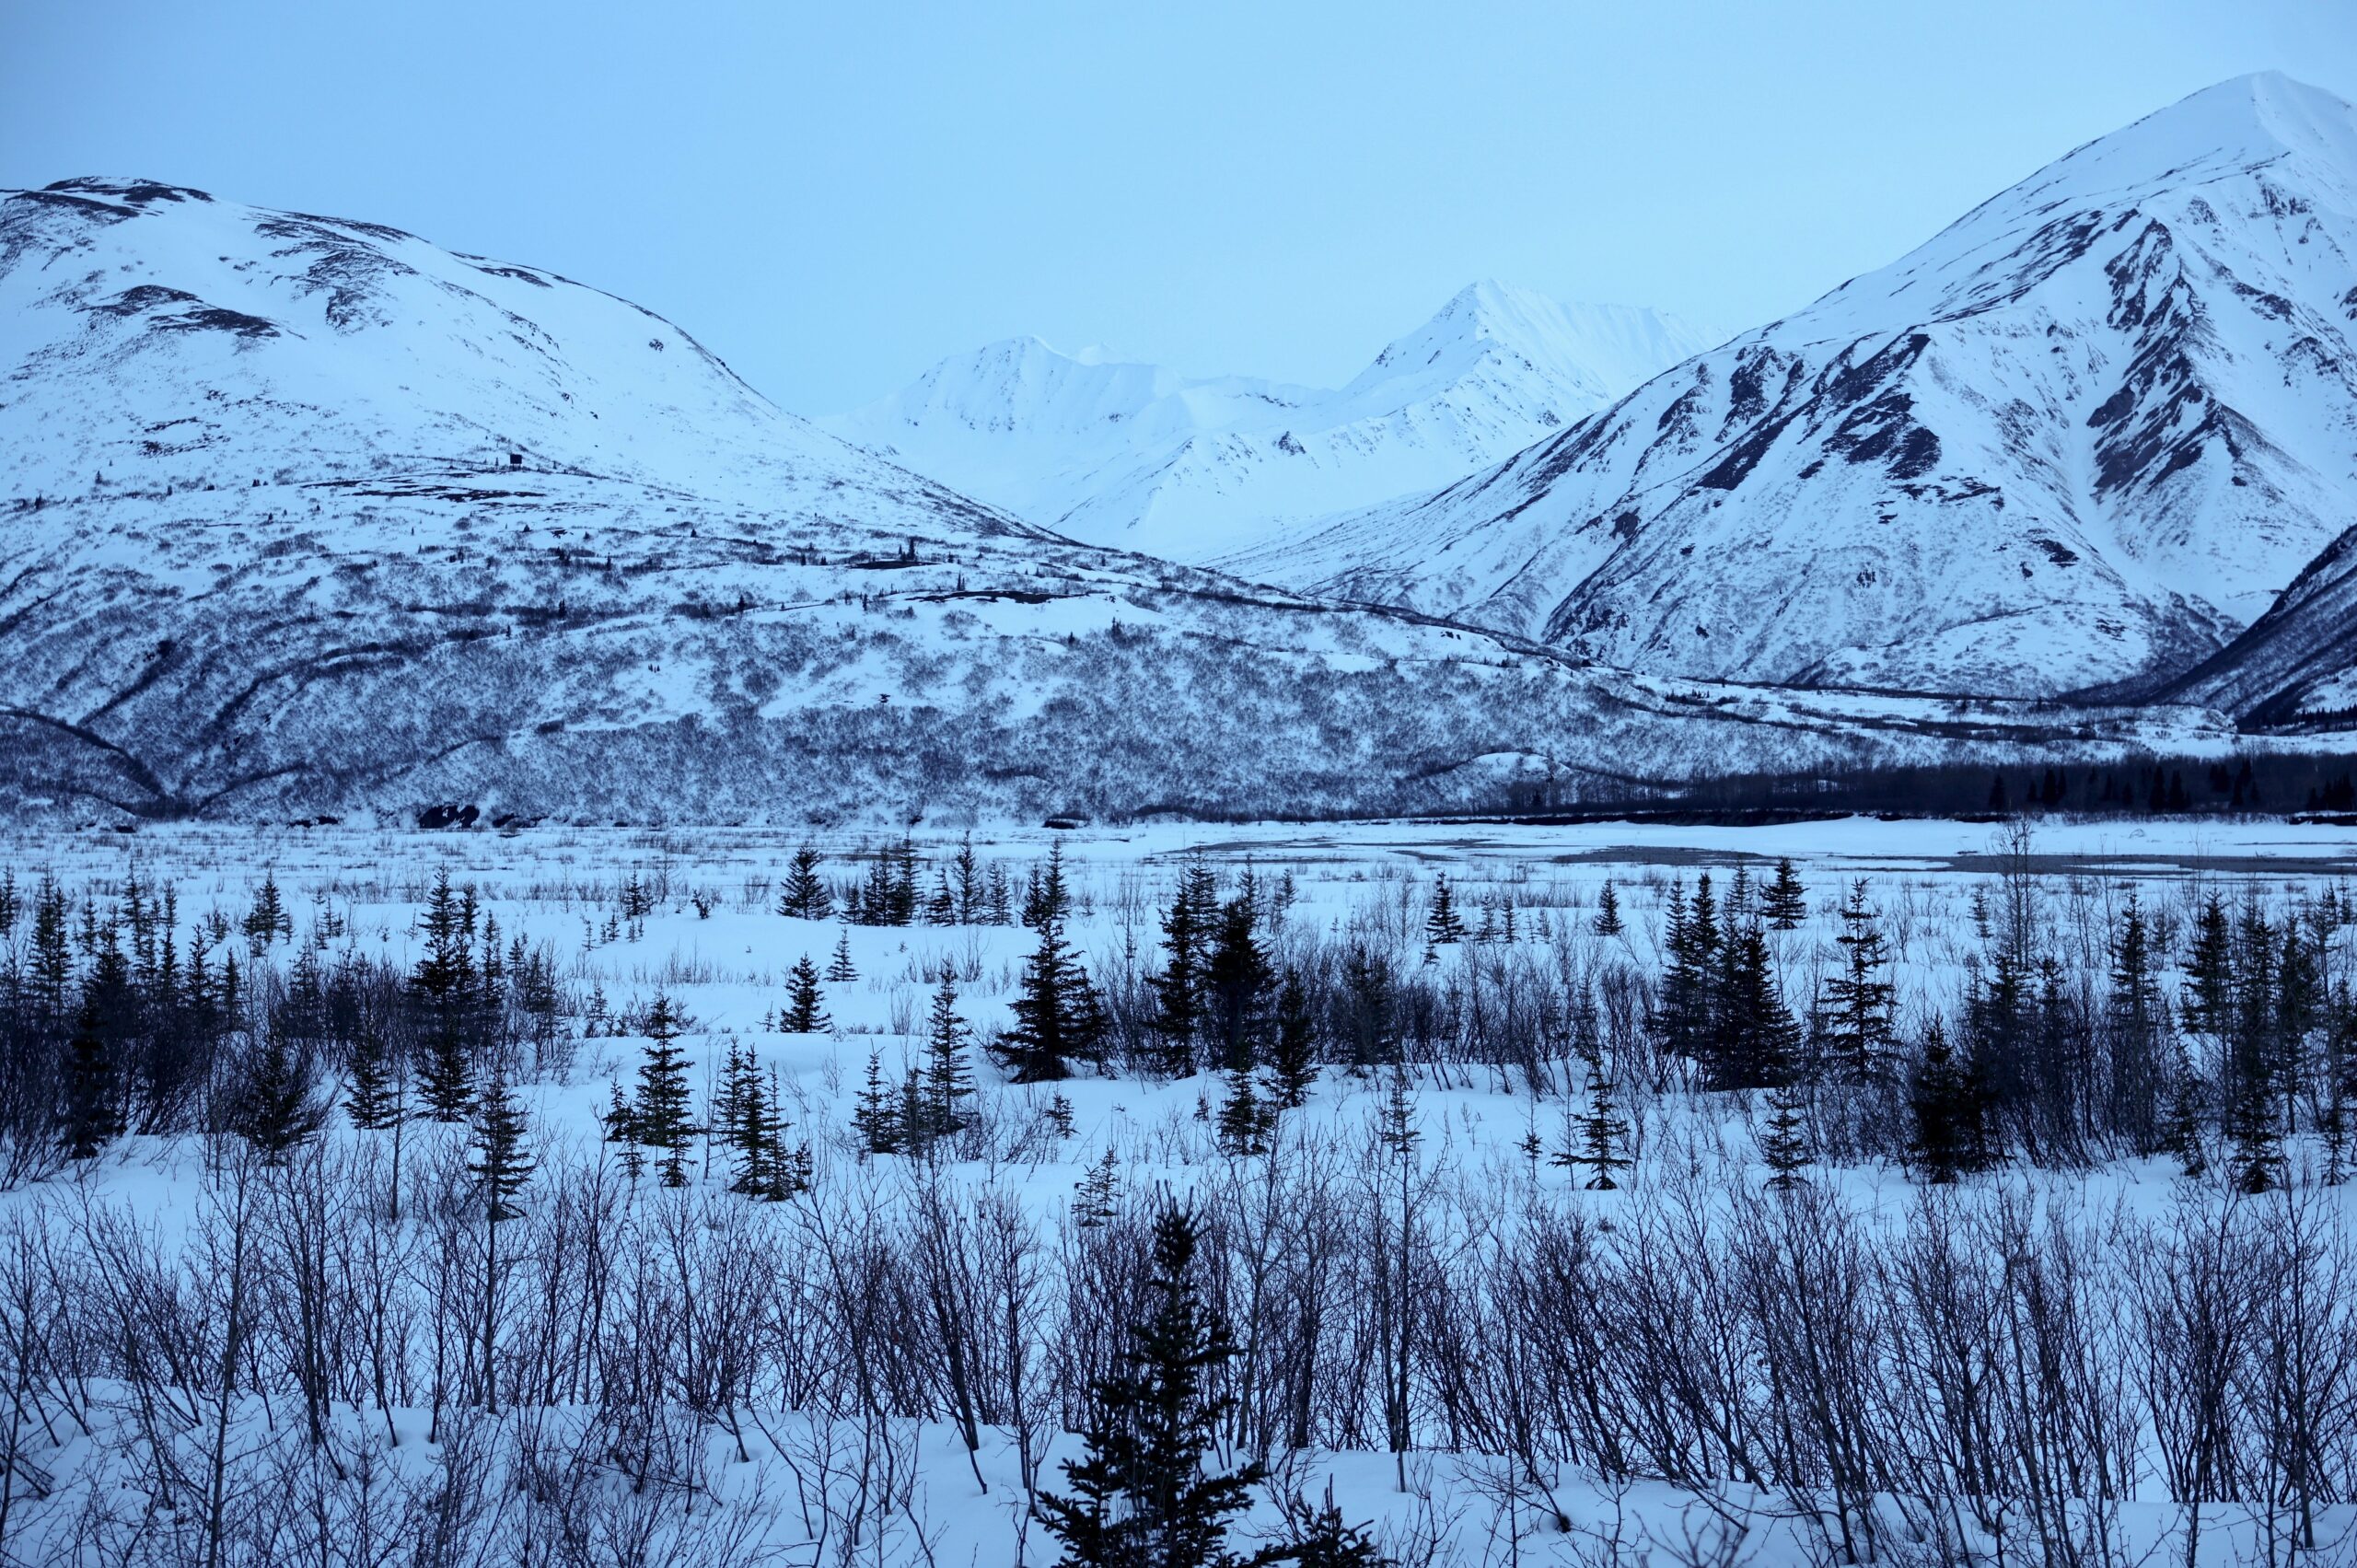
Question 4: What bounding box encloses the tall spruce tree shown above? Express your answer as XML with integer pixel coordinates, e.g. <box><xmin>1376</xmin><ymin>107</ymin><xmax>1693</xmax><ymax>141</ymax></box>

<box><xmin>1149</xmin><ymin>860</ymin><xmax>1220</xmax><ymax>1074</ymax></box>
<box><xmin>1038</xmin><ymin>1206</ymin><xmax>1267</xmax><ymax>1568</ymax></box>
<box><xmin>1423</xmin><ymin>875</ymin><xmax>1466</xmax><ymax>949</ymax></box>
<box><xmin>345</xmin><ymin>1018</ymin><xmax>400</xmax><ymax>1131</ymax></box>
<box><xmin>1591</xmin><ymin>879</ymin><xmax>1624</xmax><ymax>938</ymax></box>
<box><xmin>1714</xmin><ymin>920</ymin><xmax>1799</xmax><ymax>1092</ymax></box>
<box><xmin>921</xmin><ymin>973</ymin><xmax>976</xmax><ymax>1144</ymax></box>
<box><xmin>1269</xmin><ymin>968</ymin><xmax>1318</xmax><ymax>1109</ymax></box>
<box><xmin>995</xmin><ymin>843</ymin><xmax>1102</xmax><ymax>1083</ymax></box>
<box><xmin>784</xmin><ymin>955</ymin><xmax>831</xmax><ymax>1033</ymax></box>
<box><xmin>62</xmin><ymin>993</ymin><xmax>118</xmax><ymax>1160</ymax></box>
<box><xmin>776</xmin><ymin>843</ymin><xmax>832</xmax><ymax>921</ymax></box>
<box><xmin>1817</xmin><ymin>881</ymin><xmax>1898</xmax><ymax>1084</ymax></box>
<box><xmin>2224</xmin><ymin>902</ymin><xmax>2283</xmax><ymax>1193</ymax></box>
<box><xmin>2106</xmin><ymin>891</ymin><xmax>2169</xmax><ymax>1153</ymax></box>
<box><xmin>413</xmin><ymin>868</ymin><xmax>480</xmax><ymax>1121</ymax></box>
<box><xmin>632</xmin><ymin>993</ymin><xmax>698</xmax><ymax>1187</ymax></box>
<box><xmin>1202</xmin><ymin>888</ymin><xmax>1274</xmax><ymax>1075</ymax></box>
<box><xmin>467</xmin><ymin>1066</ymin><xmax>535</xmax><ymax>1221</ymax></box>
<box><xmin>233</xmin><ymin>1020</ymin><xmax>328</xmax><ymax>1164</ymax></box>
<box><xmin>1761</xmin><ymin>858</ymin><xmax>1808</xmax><ymax>929</ymax></box>
<box><xmin>853</xmin><ymin>1049</ymin><xmax>902</xmax><ymax>1156</ymax></box>
<box><xmin>1907</xmin><ymin>1018</ymin><xmax>1978</xmax><ymax>1183</ymax></box>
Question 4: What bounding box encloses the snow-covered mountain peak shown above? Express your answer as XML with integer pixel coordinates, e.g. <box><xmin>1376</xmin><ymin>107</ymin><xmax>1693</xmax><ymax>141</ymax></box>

<box><xmin>0</xmin><ymin>174</ymin><xmax>1003</xmax><ymax>520</ymax></box>
<box><xmin>1782</xmin><ymin>73</ymin><xmax>2357</xmax><ymax>346</ymax></box>
<box><xmin>1343</xmin><ymin>279</ymin><xmax>1717</xmax><ymax>413</ymax></box>
<box><xmin>826</xmin><ymin>281</ymin><xmax>1715</xmax><ymax>560</ymax></box>
<box><xmin>1227</xmin><ymin>75</ymin><xmax>2357</xmax><ymax>703</ymax></box>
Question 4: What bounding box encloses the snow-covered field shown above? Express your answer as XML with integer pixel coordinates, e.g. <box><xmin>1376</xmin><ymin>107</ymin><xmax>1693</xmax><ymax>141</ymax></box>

<box><xmin>6</xmin><ymin>815</ymin><xmax>2357</xmax><ymax>1565</ymax></box>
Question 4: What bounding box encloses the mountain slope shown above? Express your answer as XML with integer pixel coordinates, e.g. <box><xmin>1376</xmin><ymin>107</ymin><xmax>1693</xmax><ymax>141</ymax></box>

<box><xmin>1229</xmin><ymin>74</ymin><xmax>2357</xmax><ymax>699</ymax></box>
<box><xmin>824</xmin><ymin>283</ymin><xmax>1718</xmax><ymax>562</ymax></box>
<box><xmin>2160</xmin><ymin>521</ymin><xmax>2357</xmax><ymax>726</ymax></box>
<box><xmin>1</xmin><ymin>179</ymin><xmax>2207</xmax><ymax>824</ymax></box>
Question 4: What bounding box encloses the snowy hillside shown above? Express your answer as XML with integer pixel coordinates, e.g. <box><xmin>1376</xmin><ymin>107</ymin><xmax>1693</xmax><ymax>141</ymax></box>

<box><xmin>1230</xmin><ymin>74</ymin><xmax>2357</xmax><ymax>701</ymax></box>
<box><xmin>824</xmin><ymin>283</ymin><xmax>1718</xmax><ymax>562</ymax></box>
<box><xmin>1</xmin><ymin>179</ymin><xmax>2202</xmax><ymax>825</ymax></box>
<box><xmin>2162</xmin><ymin>520</ymin><xmax>2357</xmax><ymax>725</ymax></box>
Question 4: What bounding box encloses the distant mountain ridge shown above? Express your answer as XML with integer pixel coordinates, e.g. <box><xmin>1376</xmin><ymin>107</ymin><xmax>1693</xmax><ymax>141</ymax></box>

<box><xmin>1225</xmin><ymin>73</ymin><xmax>2357</xmax><ymax>704</ymax></box>
<box><xmin>1</xmin><ymin>178</ymin><xmax>2159</xmax><ymax>825</ymax></box>
<box><xmin>823</xmin><ymin>282</ymin><xmax>1718</xmax><ymax>562</ymax></box>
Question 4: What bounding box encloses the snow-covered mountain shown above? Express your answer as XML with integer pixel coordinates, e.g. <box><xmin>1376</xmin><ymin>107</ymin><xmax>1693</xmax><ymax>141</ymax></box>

<box><xmin>1229</xmin><ymin>73</ymin><xmax>2357</xmax><ymax>701</ymax></box>
<box><xmin>823</xmin><ymin>283</ymin><xmax>1719</xmax><ymax>562</ymax></box>
<box><xmin>2160</xmin><ymin>521</ymin><xmax>2357</xmax><ymax>725</ymax></box>
<box><xmin>4</xmin><ymin>178</ymin><xmax>2184</xmax><ymax>824</ymax></box>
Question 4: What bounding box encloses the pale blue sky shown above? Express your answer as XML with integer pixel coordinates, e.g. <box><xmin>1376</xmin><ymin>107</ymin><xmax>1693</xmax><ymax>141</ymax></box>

<box><xmin>5</xmin><ymin>1</ymin><xmax>2351</xmax><ymax>412</ymax></box>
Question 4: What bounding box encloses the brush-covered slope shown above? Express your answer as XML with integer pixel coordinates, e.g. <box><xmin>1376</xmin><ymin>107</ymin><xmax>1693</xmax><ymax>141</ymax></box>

<box><xmin>1232</xmin><ymin>74</ymin><xmax>2357</xmax><ymax>700</ymax></box>
<box><xmin>0</xmin><ymin>179</ymin><xmax>2222</xmax><ymax>824</ymax></box>
<box><xmin>824</xmin><ymin>283</ymin><xmax>1716</xmax><ymax>562</ymax></box>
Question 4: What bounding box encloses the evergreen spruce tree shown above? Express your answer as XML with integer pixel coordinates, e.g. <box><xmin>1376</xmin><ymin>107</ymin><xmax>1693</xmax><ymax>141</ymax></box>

<box><xmin>2164</xmin><ymin>1035</ymin><xmax>2209</xmax><ymax>1179</ymax></box>
<box><xmin>776</xmin><ymin>843</ymin><xmax>832</xmax><ymax>921</ymax></box>
<box><xmin>853</xmin><ymin>1049</ymin><xmax>902</xmax><ymax>1156</ymax></box>
<box><xmin>892</xmin><ymin>837</ymin><xmax>923</xmax><ymax>926</ymax></box>
<box><xmin>826</xmin><ymin>929</ymin><xmax>858</xmax><ymax>984</ymax></box>
<box><xmin>1762</xmin><ymin>858</ymin><xmax>1808</xmax><ymax>929</ymax></box>
<box><xmin>1725</xmin><ymin>862</ymin><xmax>1754</xmax><ymax>925</ymax></box>
<box><xmin>859</xmin><ymin>848</ymin><xmax>899</xmax><ymax>928</ymax></box>
<box><xmin>1759</xmin><ymin>1083</ymin><xmax>1811</xmax><ymax>1189</ymax></box>
<box><xmin>994</xmin><ymin>843</ymin><xmax>1102</xmax><ymax>1082</ymax></box>
<box><xmin>1591</xmin><ymin>879</ymin><xmax>1624</xmax><ymax>938</ymax></box>
<box><xmin>1660</xmin><ymin>875</ymin><xmax>1725</xmax><ymax>1071</ymax></box>
<box><xmin>1907</xmin><ymin>1018</ymin><xmax>1975</xmax><ymax>1184</ymax></box>
<box><xmin>1340</xmin><ymin>945</ymin><xmax>1398</xmax><ymax>1074</ymax></box>
<box><xmin>413</xmin><ymin>868</ymin><xmax>480</xmax><ymax>1121</ymax></box>
<box><xmin>233</xmin><ymin>1021</ymin><xmax>328</xmax><ymax>1164</ymax></box>
<box><xmin>603</xmin><ymin>1081</ymin><xmax>645</xmax><ymax>1180</ymax></box>
<box><xmin>467</xmin><ymin>1066</ymin><xmax>535</xmax><ymax>1220</ymax></box>
<box><xmin>2183</xmin><ymin>893</ymin><xmax>2235</xmax><ymax>1040</ymax></box>
<box><xmin>2106</xmin><ymin>890</ymin><xmax>2169</xmax><ymax>1153</ymax></box>
<box><xmin>632</xmin><ymin>993</ymin><xmax>698</xmax><ymax>1187</ymax></box>
<box><xmin>784</xmin><ymin>955</ymin><xmax>831</xmax><ymax>1033</ymax></box>
<box><xmin>921</xmin><ymin>973</ymin><xmax>976</xmax><ymax>1144</ymax></box>
<box><xmin>242</xmin><ymin>869</ymin><xmax>290</xmax><ymax>954</ymax></box>
<box><xmin>1423</xmin><ymin>875</ymin><xmax>1467</xmax><ymax>948</ymax></box>
<box><xmin>1269</xmin><ymin>968</ymin><xmax>1318</xmax><ymax>1109</ymax></box>
<box><xmin>1716</xmin><ymin>920</ymin><xmax>1799</xmax><ymax>1092</ymax></box>
<box><xmin>62</xmin><ymin>993</ymin><xmax>118</xmax><ymax>1160</ymax></box>
<box><xmin>345</xmin><ymin>1018</ymin><xmax>400</xmax><ymax>1131</ymax></box>
<box><xmin>1149</xmin><ymin>860</ymin><xmax>1220</xmax><ymax>1074</ymax></box>
<box><xmin>1203</xmin><ymin>889</ymin><xmax>1274</xmax><ymax>1075</ymax></box>
<box><xmin>1038</xmin><ymin>1206</ymin><xmax>1267</xmax><ymax>1568</ymax></box>
<box><xmin>1559</xmin><ymin>1040</ymin><xmax>1631</xmax><ymax>1191</ymax></box>
<box><xmin>2225</xmin><ymin>903</ymin><xmax>2282</xmax><ymax>1193</ymax></box>
<box><xmin>1074</xmin><ymin>1146</ymin><xmax>1121</xmax><ymax>1227</ymax></box>
<box><xmin>1278</xmin><ymin>1487</ymin><xmax>1395</xmax><ymax>1567</ymax></box>
<box><xmin>2276</xmin><ymin>913</ymin><xmax>2322</xmax><ymax>1139</ymax></box>
<box><xmin>953</xmin><ymin>833</ymin><xmax>985</xmax><ymax>924</ymax></box>
<box><xmin>1214</xmin><ymin>1070</ymin><xmax>1271</xmax><ymax>1157</ymax></box>
<box><xmin>1817</xmin><ymin>881</ymin><xmax>1898</xmax><ymax>1084</ymax></box>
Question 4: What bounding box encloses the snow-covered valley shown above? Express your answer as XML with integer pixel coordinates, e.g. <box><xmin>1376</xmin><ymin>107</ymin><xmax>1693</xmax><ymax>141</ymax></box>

<box><xmin>4</xmin><ymin>817</ymin><xmax>2357</xmax><ymax>1565</ymax></box>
